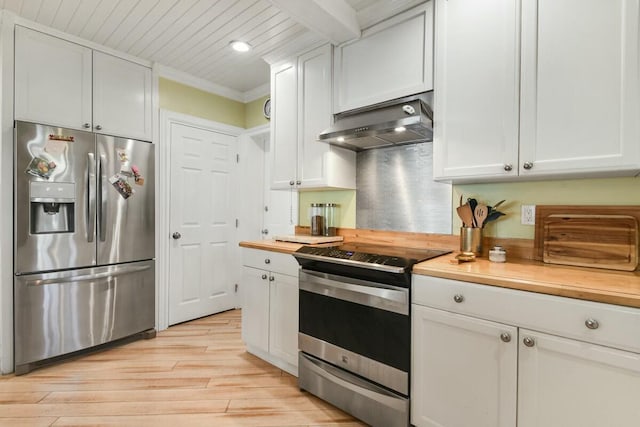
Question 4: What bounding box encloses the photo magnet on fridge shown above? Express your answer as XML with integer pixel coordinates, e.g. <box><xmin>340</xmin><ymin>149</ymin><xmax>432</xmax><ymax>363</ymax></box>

<box><xmin>25</xmin><ymin>156</ymin><xmax>56</xmax><ymax>179</ymax></box>
<box><xmin>109</xmin><ymin>174</ymin><xmax>134</xmax><ymax>199</ymax></box>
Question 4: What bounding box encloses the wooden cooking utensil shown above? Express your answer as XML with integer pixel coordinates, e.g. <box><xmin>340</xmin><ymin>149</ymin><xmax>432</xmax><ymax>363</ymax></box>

<box><xmin>457</xmin><ymin>203</ymin><xmax>474</xmax><ymax>228</ymax></box>
<box><xmin>474</xmin><ymin>204</ymin><xmax>488</xmax><ymax>228</ymax></box>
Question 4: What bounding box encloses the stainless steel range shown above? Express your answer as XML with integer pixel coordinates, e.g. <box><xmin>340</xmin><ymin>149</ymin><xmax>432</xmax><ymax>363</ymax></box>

<box><xmin>293</xmin><ymin>243</ymin><xmax>451</xmax><ymax>427</ymax></box>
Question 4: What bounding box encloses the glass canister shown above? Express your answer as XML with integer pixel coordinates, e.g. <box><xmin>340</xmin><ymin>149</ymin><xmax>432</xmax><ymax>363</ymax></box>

<box><xmin>309</xmin><ymin>203</ymin><xmax>325</xmax><ymax>236</ymax></box>
<box><xmin>323</xmin><ymin>203</ymin><xmax>338</xmax><ymax>236</ymax></box>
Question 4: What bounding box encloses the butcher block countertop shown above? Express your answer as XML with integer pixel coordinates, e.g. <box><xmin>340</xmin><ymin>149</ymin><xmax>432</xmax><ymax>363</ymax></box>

<box><xmin>240</xmin><ymin>238</ymin><xmax>640</xmax><ymax>309</ymax></box>
<box><xmin>240</xmin><ymin>239</ymin><xmax>306</xmax><ymax>254</ymax></box>
<box><xmin>413</xmin><ymin>254</ymin><xmax>640</xmax><ymax>309</ymax></box>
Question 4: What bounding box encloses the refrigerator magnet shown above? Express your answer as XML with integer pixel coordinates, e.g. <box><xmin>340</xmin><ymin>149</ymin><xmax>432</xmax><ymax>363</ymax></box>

<box><xmin>44</xmin><ymin>139</ymin><xmax>68</xmax><ymax>156</ymax></box>
<box><xmin>25</xmin><ymin>156</ymin><xmax>56</xmax><ymax>179</ymax></box>
<box><xmin>109</xmin><ymin>174</ymin><xmax>134</xmax><ymax>199</ymax></box>
<box><xmin>131</xmin><ymin>165</ymin><xmax>144</xmax><ymax>186</ymax></box>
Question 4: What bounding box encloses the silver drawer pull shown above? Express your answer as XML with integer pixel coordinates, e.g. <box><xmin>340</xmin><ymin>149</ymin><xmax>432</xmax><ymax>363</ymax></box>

<box><xmin>523</xmin><ymin>337</ymin><xmax>535</xmax><ymax>347</ymax></box>
<box><xmin>500</xmin><ymin>333</ymin><xmax>511</xmax><ymax>343</ymax></box>
<box><xmin>261</xmin><ymin>274</ymin><xmax>267</xmax><ymax>280</ymax></box>
<box><xmin>585</xmin><ymin>318</ymin><xmax>600</xmax><ymax>330</ymax></box>
<box><xmin>453</xmin><ymin>294</ymin><xmax>464</xmax><ymax>303</ymax></box>
<box><xmin>264</xmin><ymin>258</ymin><xmax>271</xmax><ymax>264</ymax></box>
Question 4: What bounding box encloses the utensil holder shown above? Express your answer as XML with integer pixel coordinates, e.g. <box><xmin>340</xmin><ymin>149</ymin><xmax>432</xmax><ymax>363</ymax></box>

<box><xmin>460</xmin><ymin>227</ymin><xmax>482</xmax><ymax>255</ymax></box>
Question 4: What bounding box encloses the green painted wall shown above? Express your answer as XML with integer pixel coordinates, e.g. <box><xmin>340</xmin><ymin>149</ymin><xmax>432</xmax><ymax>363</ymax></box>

<box><xmin>298</xmin><ymin>190</ymin><xmax>356</xmax><ymax>228</ymax></box>
<box><xmin>455</xmin><ymin>176</ymin><xmax>640</xmax><ymax>239</ymax></box>
<box><xmin>245</xmin><ymin>95</ymin><xmax>270</xmax><ymax>129</ymax></box>
<box><xmin>159</xmin><ymin>78</ymin><xmax>245</xmax><ymax>128</ymax></box>
<box><xmin>300</xmin><ymin>176</ymin><xmax>640</xmax><ymax>239</ymax></box>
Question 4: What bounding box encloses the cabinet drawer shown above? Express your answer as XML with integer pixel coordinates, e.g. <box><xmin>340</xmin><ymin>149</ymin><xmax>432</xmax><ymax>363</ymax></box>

<box><xmin>412</xmin><ymin>275</ymin><xmax>640</xmax><ymax>353</ymax></box>
<box><xmin>242</xmin><ymin>248</ymin><xmax>299</xmax><ymax>277</ymax></box>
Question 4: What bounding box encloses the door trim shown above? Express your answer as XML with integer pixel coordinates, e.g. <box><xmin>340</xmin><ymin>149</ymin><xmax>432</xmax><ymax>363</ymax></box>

<box><xmin>157</xmin><ymin>109</ymin><xmax>243</xmax><ymax>331</ymax></box>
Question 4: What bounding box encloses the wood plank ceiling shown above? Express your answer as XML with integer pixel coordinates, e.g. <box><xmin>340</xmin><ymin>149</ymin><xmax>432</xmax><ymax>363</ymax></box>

<box><xmin>0</xmin><ymin>0</ymin><xmax>419</xmax><ymax>96</ymax></box>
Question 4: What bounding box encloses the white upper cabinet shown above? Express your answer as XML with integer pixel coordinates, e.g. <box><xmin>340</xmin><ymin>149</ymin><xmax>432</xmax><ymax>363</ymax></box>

<box><xmin>518</xmin><ymin>0</ymin><xmax>640</xmax><ymax>177</ymax></box>
<box><xmin>15</xmin><ymin>26</ymin><xmax>93</xmax><ymax>131</ymax></box>
<box><xmin>333</xmin><ymin>2</ymin><xmax>434</xmax><ymax>113</ymax></box>
<box><xmin>15</xmin><ymin>26</ymin><xmax>153</xmax><ymax>141</ymax></box>
<box><xmin>432</xmin><ymin>0</ymin><xmax>520</xmax><ymax>181</ymax></box>
<box><xmin>93</xmin><ymin>51</ymin><xmax>152</xmax><ymax>141</ymax></box>
<box><xmin>270</xmin><ymin>44</ymin><xmax>355</xmax><ymax>190</ymax></box>
<box><xmin>270</xmin><ymin>60</ymin><xmax>299</xmax><ymax>189</ymax></box>
<box><xmin>434</xmin><ymin>0</ymin><xmax>640</xmax><ymax>182</ymax></box>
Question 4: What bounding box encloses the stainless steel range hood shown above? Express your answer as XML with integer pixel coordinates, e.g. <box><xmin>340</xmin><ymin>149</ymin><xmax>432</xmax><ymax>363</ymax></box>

<box><xmin>318</xmin><ymin>92</ymin><xmax>433</xmax><ymax>152</ymax></box>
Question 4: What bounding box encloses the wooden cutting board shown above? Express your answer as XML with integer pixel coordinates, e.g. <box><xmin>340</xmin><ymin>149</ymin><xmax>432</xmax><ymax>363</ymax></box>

<box><xmin>274</xmin><ymin>235</ymin><xmax>343</xmax><ymax>244</ymax></box>
<box><xmin>542</xmin><ymin>214</ymin><xmax>639</xmax><ymax>271</ymax></box>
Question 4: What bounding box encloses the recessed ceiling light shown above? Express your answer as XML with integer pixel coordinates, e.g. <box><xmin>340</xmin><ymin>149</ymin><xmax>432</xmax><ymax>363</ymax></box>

<box><xmin>395</xmin><ymin>126</ymin><xmax>406</xmax><ymax>132</ymax></box>
<box><xmin>337</xmin><ymin>137</ymin><xmax>345</xmax><ymax>143</ymax></box>
<box><xmin>230</xmin><ymin>40</ymin><xmax>251</xmax><ymax>52</ymax></box>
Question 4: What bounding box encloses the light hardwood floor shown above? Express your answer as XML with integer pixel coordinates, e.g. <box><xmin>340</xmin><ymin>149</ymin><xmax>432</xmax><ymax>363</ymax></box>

<box><xmin>0</xmin><ymin>309</ymin><xmax>366</xmax><ymax>426</ymax></box>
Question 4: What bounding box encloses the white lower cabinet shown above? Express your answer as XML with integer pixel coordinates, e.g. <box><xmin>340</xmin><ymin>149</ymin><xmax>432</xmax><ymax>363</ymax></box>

<box><xmin>241</xmin><ymin>249</ymin><xmax>299</xmax><ymax>375</ymax></box>
<box><xmin>412</xmin><ymin>305</ymin><xmax>517</xmax><ymax>427</ymax></box>
<box><xmin>268</xmin><ymin>273</ymin><xmax>299</xmax><ymax>367</ymax></box>
<box><xmin>518</xmin><ymin>329</ymin><xmax>640</xmax><ymax>427</ymax></box>
<box><xmin>411</xmin><ymin>275</ymin><xmax>640</xmax><ymax>427</ymax></box>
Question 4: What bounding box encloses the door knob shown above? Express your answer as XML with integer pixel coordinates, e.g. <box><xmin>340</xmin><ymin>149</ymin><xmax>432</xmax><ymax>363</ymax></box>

<box><xmin>172</xmin><ymin>232</ymin><xmax>181</xmax><ymax>240</ymax></box>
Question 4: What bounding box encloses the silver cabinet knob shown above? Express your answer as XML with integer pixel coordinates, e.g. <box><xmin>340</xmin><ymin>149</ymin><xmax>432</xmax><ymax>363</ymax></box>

<box><xmin>289</xmin><ymin>180</ymin><xmax>295</xmax><ymax>186</ymax></box>
<box><xmin>585</xmin><ymin>318</ymin><xmax>600</xmax><ymax>330</ymax></box>
<box><xmin>296</xmin><ymin>180</ymin><xmax>301</xmax><ymax>185</ymax></box>
<box><xmin>264</xmin><ymin>258</ymin><xmax>271</xmax><ymax>264</ymax></box>
<box><xmin>83</xmin><ymin>123</ymin><xmax>91</xmax><ymax>129</ymax></box>
<box><xmin>523</xmin><ymin>337</ymin><xmax>535</xmax><ymax>347</ymax></box>
<box><xmin>453</xmin><ymin>294</ymin><xmax>464</xmax><ymax>303</ymax></box>
<box><xmin>261</xmin><ymin>229</ymin><xmax>269</xmax><ymax>235</ymax></box>
<box><xmin>503</xmin><ymin>164</ymin><xmax>513</xmax><ymax>172</ymax></box>
<box><xmin>95</xmin><ymin>125</ymin><xmax>103</xmax><ymax>131</ymax></box>
<box><xmin>269</xmin><ymin>276</ymin><xmax>275</xmax><ymax>282</ymax></box>
<box><xmin>172</xmin><ymin>232</ymin><xmax>181</xmax><ymax>240</ymax></box>
<box><xmin>500</xmin><ymin>333</ymin><xmax>511</xmax><ymax>343</ymax></box>
<box><xmin>523</xmin><ymin>161</ymin><xmax>533</xmax><ymax>170</ymax></box>
<box><xmin>261</xmin><ymin>274</ymin><xmax>268</xmax><ymax>280</ymax></box>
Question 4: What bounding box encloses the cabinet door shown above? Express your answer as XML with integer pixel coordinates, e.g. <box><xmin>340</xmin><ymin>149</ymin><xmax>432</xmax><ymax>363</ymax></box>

<box><xmin>519</xmin><ymin>0</ymin><xmax>640</xmax><ymax>176</ymax></box>
<box><xmin>93</xmin><ymin>51</ymin><xmax>152</xmax><ymax>141</ymax></box>
<box><xmin>432</xmin><ymin>0</ymin><xmax>520</xmax><ymax>181</ymax></box>
<box><xmin>297</xmin><ymin>45</ymin><xmax>332</xmax><ymax>188</ymax></box>
<box><xmin>270</xmin><ymin>60</ymin><xmax>298</xmax><ymax>189</ymax></box>
<box><xmin>15</xmin><ymin>26</ymin><xmax>92</xmax><ymax>131</ymax></box>
<box><xmin>411</xmin><ymin>305</ymin><xmax>517</xmax><ymax>427</ymax></box>
<box><xmin>518</xmin><ymin>329</ymin><xmax>640</xmax><ymax>427</ymax></box>
<box><xmin>298</xmin><ymin>45</ymin><xmax>356</xmax><ymax>190</ymax></box>
<box><xmin>334</xmin><ymin>2</ymin><xmax>433</xmax><ymax>113</ymax></box>
<box><xmin>269</xmin><ymin>272</ymin><xmax>299</xmax><ymax>367</ymax></box>
<box><xmin>241</xmin><ymin>266</ymin><xmax>270</xmax><ymax>353</ymax></box>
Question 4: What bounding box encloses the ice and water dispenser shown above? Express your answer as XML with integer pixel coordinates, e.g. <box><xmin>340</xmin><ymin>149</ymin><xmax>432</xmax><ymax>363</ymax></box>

<box><xmin>29</xmin><ymin>181</ymin><xmax>75</xmax><ymax>234</ymax></box>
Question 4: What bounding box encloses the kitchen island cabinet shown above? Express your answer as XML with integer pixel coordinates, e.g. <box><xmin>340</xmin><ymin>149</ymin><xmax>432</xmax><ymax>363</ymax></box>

<box><xmin>15</xmin><ymin>26</ymin><xmax>152</xmax><ymax>141</ymax></box>
<box><xmin>270</xmin><ymin>44</ymin><xmax>355</xmax><ymax>191</ymax></box>
<box><xmin>412</xmin><ymin>274</ymin><xmax>640</xmax><ymax>427</ymax></box>
<box><xmin>433</xmin><ymin>0</ymin><xmax>640</xmax><ymax>182</ymax></box>
<box><xmin>241</xmin><ymin>248</ymin><xmax>299</xmax><ymax>375</ymax></box>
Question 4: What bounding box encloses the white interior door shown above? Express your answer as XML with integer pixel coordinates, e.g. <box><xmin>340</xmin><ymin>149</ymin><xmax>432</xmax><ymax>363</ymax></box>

<box><xmin>169</xmin><ymin>122</ymin><xmax>237</xmax><ymax>325</ymax></box>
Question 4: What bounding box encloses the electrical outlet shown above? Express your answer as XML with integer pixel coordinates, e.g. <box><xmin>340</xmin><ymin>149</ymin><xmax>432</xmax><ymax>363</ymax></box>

<box><xmin>521</xmin><ymin>205</ymin><xmax>536</xmax><ymax>225</ymax></box>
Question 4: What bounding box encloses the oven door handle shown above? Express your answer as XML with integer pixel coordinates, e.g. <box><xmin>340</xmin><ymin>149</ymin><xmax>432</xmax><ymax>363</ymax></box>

<box><xmin>299</xmin><ymin>270</ymin><xmax>409</xmax><ymax>315</ymax></box>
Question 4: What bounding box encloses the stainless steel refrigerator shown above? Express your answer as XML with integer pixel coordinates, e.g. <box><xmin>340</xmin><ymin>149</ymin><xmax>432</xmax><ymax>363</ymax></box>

<box><xmin>14</xmin><ymin>121</ymin><xmax>155</xmax><ymax>374</ymax></box>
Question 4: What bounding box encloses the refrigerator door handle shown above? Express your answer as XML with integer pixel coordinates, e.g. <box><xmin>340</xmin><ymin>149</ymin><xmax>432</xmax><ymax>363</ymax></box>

<box><xmin>24</xmin><ymin>264</ymin><xmax>152</xmax><ymax>286</ymax></box>
<box><xmin>87</xmin><ymin>153</ymin><xmax>96</xmax><ymax>242</ymax></box>
<box><xmin>98</xmin><ymin>153</ymin><xmax>107</xmax><ymax>242</ymax></box>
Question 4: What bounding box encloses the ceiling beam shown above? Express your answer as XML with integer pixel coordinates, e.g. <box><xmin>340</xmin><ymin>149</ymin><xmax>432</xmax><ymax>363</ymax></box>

<box><xmin>268</xmin><ymin>0</ymin><xmax>361</xmax><ymax>45</ymax></box>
